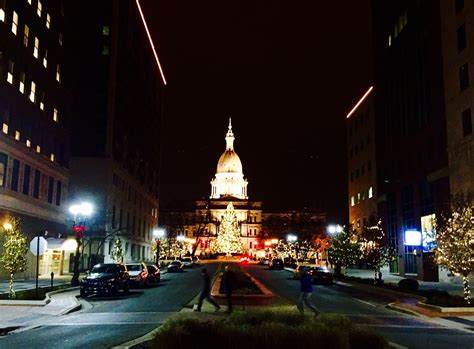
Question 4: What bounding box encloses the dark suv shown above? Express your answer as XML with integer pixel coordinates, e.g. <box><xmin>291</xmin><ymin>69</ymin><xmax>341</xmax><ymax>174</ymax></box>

<box><xmin>80</xmin><ymin>263</ymin><xmax>130</xmax><ymax>297</ymax></box>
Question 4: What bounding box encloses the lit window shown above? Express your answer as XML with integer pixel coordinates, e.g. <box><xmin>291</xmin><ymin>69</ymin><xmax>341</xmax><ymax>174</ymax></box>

<box><xmin>39</xmin><ymin>92</ymin><xmax>45</xmax><ymax>110</ymax></box>
<box><xmin>43</xmin><ymin>49</ymin><xmax>48</xmax><ymax>68</ymax></box>
<box><xmin>50</xmin><ymin>153</ymin><xmax>54</xmax><ymax>162</ymax></box>
<box><xmin>28</xmin><ymin>0</ymin><xmax>32</xmax><ymax>4</ymax></box>
<box><xmin>37</xmin><ymin>1</ymin><xmax>42</xmax><ymax>17</ymax></box>
<box><xmin>15</xmin><ymin>130</ymin><xmax>20</xmax><ymax>141</ymax></box>
<box><xmin>46</xmin><ymin>14</ymin><xmax>51</xmax><ymax>29</ymax></box>
<box><xmin>23</xmin><ymin>25</ymin><xmax>29</xmax><ymax>46</ymax></box>
<box><xmin>12</xmin><ymin>11</ymin><xmax>18</xmax><ymax>35</ymax></box>
<box><xmin>58</xmin><ymin>32</ymin><xmax>63</xmax><ymax>46</ymax></box>
<box><xmin>19</xmin><ymin>72</ymin><xmax>25</xmax><ymax>94</ymax></box>
<box><xmin>7</xmin><ymin>60</ymin><xmax>14</xmax><ymax>84</ymax></box>
<box><xmin>2</xmin><ymin>123</ymin><xmax>8</xmax><ymax>134</ymax></box>
<box><xmin>53</xmin><ymin>108</ymin><xmax>59</xmax><ymax>122</ymax></box>
<box><xmin>36</xmin><ymin>145</ymin><xmax>41</xmax><ymax>153</ymax></box>
<box><xmin>29</xmin><ymin>81</ymin><xmax>36</xmax><ymax>103</ymax></box>
<box><xmin>102</xmin><ymin>25</ymin><xmax>110</xmax><ymax>35</ymax></box>
<box><xmin>102</xmin><ymin>45</ymin><xmax>109</xmax><ymax>55</ymax></box>
<box><xmin>368</xmin><ymin>186</ymin><xmax>373</xmax><ymax>199</ymax></box>
<box><xmin>357</xmin><ymin>192</ymin><xmax>361</xmax><ymax>203</ymax></box>
<box><xmin>26</xmin><ymin>139</ymin><xmax>31</xmax><ymax>147</ymax></box>
<box><xmin>387</xmin><ymin>34</ymin><xmax>392</xmax><ymax>47</ymax></box>
<box><xmin>34</xmin><ymin>37</ymin><xmax>39</xmax><ymax>58</ymax></box>
<box><xmin>0</xmin><ymin>8</ymin><xmax>5</xmax><ymax>22</ymax></box>
<box><xmin>56</xmin><ymin>64</ymin><xmax>61</xmax><ymax>83</ymax></box>
<box><xmin>351</xmin><ymin>196</ymin><xmax>355</xmax><ymax>207</ymax></box>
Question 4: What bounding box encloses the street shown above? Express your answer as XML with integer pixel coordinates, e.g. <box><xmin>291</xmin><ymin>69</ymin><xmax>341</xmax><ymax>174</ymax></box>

<box><xmin>243</xmin><ymin>264</ymin><xmax>474</xmax><ymax>349</ymax></box>
<box><xmin>1</xmin><ymin>263</ymin><xmax>473</xmax><ymax>349</ymax></box>
<box><xmin>0</xmin><ymin>263</ymin><xmax>218</xmax><ymax>349</ymax></box>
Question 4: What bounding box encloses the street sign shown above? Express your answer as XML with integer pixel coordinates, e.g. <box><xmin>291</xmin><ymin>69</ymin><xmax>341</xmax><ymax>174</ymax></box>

<box><xmin>30</xmin><ymin>237</ymin><xmax>47</xmax><ymax>256</ymax></box>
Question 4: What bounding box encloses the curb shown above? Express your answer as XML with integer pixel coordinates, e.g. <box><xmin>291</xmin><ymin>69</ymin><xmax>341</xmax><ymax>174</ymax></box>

<box><xmin>0</xmin><ymin>286</ymin><xmax>80</xmax><ymax>307</ymax></box>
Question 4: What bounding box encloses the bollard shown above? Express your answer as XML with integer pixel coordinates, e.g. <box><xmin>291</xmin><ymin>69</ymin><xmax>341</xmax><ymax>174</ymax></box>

<box><xmin>50</xmin><ymin>272</ymin><xmax>54</xmax><ymax>291</ymax></box>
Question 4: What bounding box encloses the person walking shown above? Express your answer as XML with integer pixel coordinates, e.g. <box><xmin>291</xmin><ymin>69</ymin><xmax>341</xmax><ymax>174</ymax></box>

<box><xmin>221</xmin><ymin>265</ymin><xmax>235</xmax><ymax>313</ymax></box>
<box><xmin>298</xmin><ymin>269</ymin><xmax>320</xmax><ymax>315</ymax></box>
<box><xmin>195</xmin><ymin>268</ymin><xmax>220</xmax><ymax>312</ymax></box>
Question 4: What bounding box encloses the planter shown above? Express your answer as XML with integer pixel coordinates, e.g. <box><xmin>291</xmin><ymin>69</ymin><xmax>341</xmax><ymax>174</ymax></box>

<box><xmin>211</xmin><ymin>272</ymin><xmax>273</xmax><ymax>306</ymax></box>
<box><xmin>417</xmin><ymin>301</ymin><xmax>474</xmax><ymax>314</ymax></box>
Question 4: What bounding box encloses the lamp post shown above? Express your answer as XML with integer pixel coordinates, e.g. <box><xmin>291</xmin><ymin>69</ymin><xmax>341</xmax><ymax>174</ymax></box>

<box><xmin>69</xmin><ymin>202</ymin><xmax>93</xmax><ymax>286</ymax></box>
<box><xmin>153</xmin><ymin>228</ymin><xmax>165</xmax><ymax>266</ymax></box>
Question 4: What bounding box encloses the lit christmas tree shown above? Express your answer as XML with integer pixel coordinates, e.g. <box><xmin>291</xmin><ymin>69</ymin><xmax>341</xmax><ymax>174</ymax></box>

<box><xmin>1</xmin><ymin>218</ymin><xmax>29</xmax><ymax>299</ymax></box>
<box><xmin>111</xmin><ymin>237</ymin><xmax>124</xmax><ymax>263</ymax></box>
<box><xmin>215</xmin><ymin>202</ymin><xmax>242</xmax><ymax>255</ymax></box>
<box><xmin>328</xmin><ymin>226</ymin><xmax>361</xmax><ymax>275</ymax></box>
<box><xmin>434</xmin><ymin>194</ymin><xmax>474</xmax><ymax>305</ymax></box>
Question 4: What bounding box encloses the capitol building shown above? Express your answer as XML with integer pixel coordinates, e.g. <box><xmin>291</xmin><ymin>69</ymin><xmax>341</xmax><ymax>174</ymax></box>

<box><xmin>160</xmin><ymin>119</ymin><xmax>326</xmax><ymax>257</ymax></box>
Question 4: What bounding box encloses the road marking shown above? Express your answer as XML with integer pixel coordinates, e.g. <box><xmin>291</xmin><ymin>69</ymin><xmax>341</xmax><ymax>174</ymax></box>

<box><xmin>353</xmin><ymin>298</ymin><xmax>377</xmax><ymax>307</ymax></box>
<box><xmin>388</xmin><ymin>342</ymin><xmax>408</xmax><ymax>349</ymax></box>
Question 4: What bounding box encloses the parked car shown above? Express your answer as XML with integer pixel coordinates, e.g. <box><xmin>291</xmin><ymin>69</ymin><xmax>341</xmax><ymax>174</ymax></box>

<box><xmin>240</xmin><ymin>255</ymin><xmax>250</xmax><ymax>264</ymax></box>
<box><xmin>80</xmin><ymin>263</ymin><xmax>130</xmax><ymax>297</ymax></box>
<box><xmin>181</xmin><ymin>257</ymin><xmax>193</xmax><ymax>268</ymax></box>
<box><xmin>126</xmin><ymin>262</ymin><xmax>149</xmax><ymax>288</ymax></box>
<box><xmin>269</xmin><ymin>258</ymin><xmax>284</xmax><ymax>270</ymax></box>
<box><xmin>312</xmin><ymin>266</ymin><xmax>333</xmax><ymax>285</ymax></box>
<box><xmin>147</xmin><ymin>265</ymin><xmax>161</xmax><ymax>283</ymax></box>
<box><xmin>293</xmin><ymin>265</ymin><xmax>314</xmax><ymax>279</ymax></box>
<box><xmin>259</xmin><ymin>258</ymin><xmax>269</xmax><ymax>265</ymax></box>
<box><xmin>167</xmin><ymin>260</ymin><xmax>184</xmax><ymax>272</ymax></box>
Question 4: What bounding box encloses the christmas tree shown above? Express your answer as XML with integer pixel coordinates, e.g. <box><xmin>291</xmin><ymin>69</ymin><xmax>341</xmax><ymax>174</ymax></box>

<box><xmin>1</xmin><ymin>218</ymin><xmax>29</xmax><ymax>299</ymax></box>
<box><xmin>111</xmin><ymin>237</ymin><xmax>124</xmax><ymax>263</ymax></box>
<box><xmin>328</xmin><ymin>227</ymin><xmax>361</xmax><ymax>275</ymax></box>
<box><xmin>215</xmin><ymin>202</ymin><xmax>242</xmax><ymax>255</ymax></box>
<box><xmin>434</xmin><ymin>194</ymin><xmax>473</xmax><ymax>304</ymax></box>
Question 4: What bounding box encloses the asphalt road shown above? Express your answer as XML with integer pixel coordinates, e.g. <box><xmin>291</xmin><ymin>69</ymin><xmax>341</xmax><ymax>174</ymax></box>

<box><xmin>0</xmin><ymin>263</ymin><xmax>218</xmax><ymax>349</ymax></box>
<box><xmin>243</xmin><ymin>264</ymin><xmax>474</xmax><ymax>349</ymax></box>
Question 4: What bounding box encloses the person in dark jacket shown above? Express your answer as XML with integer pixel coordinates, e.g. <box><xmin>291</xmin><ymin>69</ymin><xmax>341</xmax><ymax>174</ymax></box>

<box><xmin>221</xmin><ymin>265</ymin><xmax>235</xmax><ymax>313</ymax></box>
<box><xmin>298</xmin><ymin>269</ymin><xmax>320</xmax><ymax>315</ymax></box>
<box><xmin>195</xmin><ymin>268</ymin><xmax>220</xmax><ymax>312</ymax></box>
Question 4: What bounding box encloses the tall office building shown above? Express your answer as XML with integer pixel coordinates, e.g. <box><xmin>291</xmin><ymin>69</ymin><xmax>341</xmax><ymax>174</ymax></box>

<box><xmin>372</xmin><ymin>0</ymin><xmax>450</xmax><ymax>281</ymax></box>
<box><xmin>440</xmin><ymin>0</ymin><xmax>474</xmax><ymax>196</ymax></box>
<box><xmin>346</xmin><ymin>87</ymin><xmax>377</xmax><ymax>234</ymax></box>
<box><xmin>65</xmin><ymin>0</ymin><xmax>165</xmax><ymax>266</ymax></box>
<box><xmin>0</xmin><ymin>0</ymin><xmax>70</xmax><ymax>277</ymax></box>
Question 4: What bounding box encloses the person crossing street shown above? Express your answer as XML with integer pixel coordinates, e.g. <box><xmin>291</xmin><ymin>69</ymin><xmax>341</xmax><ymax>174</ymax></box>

<box><xmin>195</xmin><ymin>268</ymin><xmax>221</xmax><ymax>312</ymax></box>
<box><xmin>297</xmin><ymin>269</ymin><xmax>320</xmax><ymax>315</ymax></box>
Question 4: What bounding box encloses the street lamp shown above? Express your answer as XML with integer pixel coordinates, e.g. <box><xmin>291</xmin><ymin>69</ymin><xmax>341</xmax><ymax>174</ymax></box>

<box><xmin>69</xmin><ymin>202</ymin><xmax>93</xmax><ymax>286</ymax></box>
<box><xmin>287</xmin><ymin>234</ymin><xmax>297</xmax><ymax>243</ymax></box>
<box><xmin>153</xmin><ymin>228</ymin><xmax>165</xmax><ymax>266</ymax></box>
<box><xmin>3</xmin><ymin>222</ymin><xmax>13</xmax><ymax>231</ymax></box>
<box><xmin>327</xmin><ymin>224</ymin><xmax>343</xmax><ymax>235</ymax></box>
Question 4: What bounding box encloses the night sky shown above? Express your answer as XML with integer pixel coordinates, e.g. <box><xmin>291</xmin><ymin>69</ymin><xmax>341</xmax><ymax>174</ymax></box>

<box><xmin>143</xmin><ymin>1</ymin><xmax>373</xmax><ymax>222</ymax></box>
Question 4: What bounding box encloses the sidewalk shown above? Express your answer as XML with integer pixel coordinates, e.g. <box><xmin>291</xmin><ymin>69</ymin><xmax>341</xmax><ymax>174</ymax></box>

<box><xmin>0</xmin><ymin>288</ymin><xmax>81</xmax><ymax>334</ymax></box>
<box><xmin>0</xmin><ymin>274</ymin><xmax>74</xmax><ymax>295</ymax></box>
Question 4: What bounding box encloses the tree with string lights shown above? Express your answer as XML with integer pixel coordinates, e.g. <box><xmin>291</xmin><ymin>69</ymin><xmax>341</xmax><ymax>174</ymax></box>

<box><xmin>328</xmin><ymin>226</ymin><xmax>361</xmax><ymax>275</ymax></box>
<box><xmin>215</xmin><ymin>202</ymin><xmax>242</xmax><ymax>255</ymax></box>
<box><xmin>111</xmin><ymin>237</ymin><xmax>124</xmax><ymax>263</ymax></box>
<box><xmin>1</xmin><ymin>218</ymin><xmax>29</xmax><ymax>299</ymax></box>
<box><xmin>434</xmin><ymin>194</ymin><xmax>474</xmax><ymax>305</ymax></box>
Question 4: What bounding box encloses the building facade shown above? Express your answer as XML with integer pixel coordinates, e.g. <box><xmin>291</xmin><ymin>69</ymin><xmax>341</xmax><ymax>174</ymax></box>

<box><xmin>346</xmin><ymin>87</ymin><xmax>377</xmax><ymax>234</ymax></box>
<box><xmin>65</xmin><ymin>0</ymin><xmax>164</xmax><ymax>267</ymax></box>
<box><xmin>0</xmin><ymin>0</ymin><xmax>71</xmax><ymax>278</ymax></box>
<box><xmin>440</xmin><ymin>0</ymin><xmax>474</xmax><ymax>196</ymax></box>
<box><xmin>372</xmin><ymin>0</ymin><xmax>450</xmax><ymax>280</ymax></box>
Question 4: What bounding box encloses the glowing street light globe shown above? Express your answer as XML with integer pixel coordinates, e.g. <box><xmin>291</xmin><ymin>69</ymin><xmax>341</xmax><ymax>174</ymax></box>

<box><xmin>69</xmin><ymin>202</ymin><xmax>94</xmax><ymax>217</ymax></box>
<box><xmin>153</xmin><ymin>228</ymin><xmax>165</xmax><ymax>239</ymax></box>
<box><xmin>287</xmin><ymin>234</ymin><xmax>297</xmax><ymax>243</ymax></box>
<box><xmin>177</xmin><ymin>235</ymin><xmax>185</xmax><ymax>242</ymax></box>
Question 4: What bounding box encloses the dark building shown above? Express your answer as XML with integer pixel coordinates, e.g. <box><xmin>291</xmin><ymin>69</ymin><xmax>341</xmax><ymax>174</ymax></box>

<box><xmin>0</xmin><ymin>0</ymin><xmax>70</xmax><ymax>277</ymax></box>
<box><xmin>64</xmin><ymin>0</ymin><xmax>165</xmax><ymax>266</ymax></box>
<box><xmin>372</xmin><ymin>0</ymin><xmax>450</xmax><ymax>281</ymax></box>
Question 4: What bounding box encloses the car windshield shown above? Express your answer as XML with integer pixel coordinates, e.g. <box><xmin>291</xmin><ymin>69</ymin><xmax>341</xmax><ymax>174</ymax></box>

<box><xmin>126</xmin><ymin>265</ymin><xmax>142</xmax><ymax>271</ymax></box>
<box><xmin>91</xmin><ymin>264</ymin><xmax>119</xmax><ymax>273</ymax></box>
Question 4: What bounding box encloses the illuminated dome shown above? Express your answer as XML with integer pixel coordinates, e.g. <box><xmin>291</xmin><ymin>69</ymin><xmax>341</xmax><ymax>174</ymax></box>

<box><xmin>210</xmin><ymin>118</ymin><xmax>248</xmax><ymax>199</ymax></box>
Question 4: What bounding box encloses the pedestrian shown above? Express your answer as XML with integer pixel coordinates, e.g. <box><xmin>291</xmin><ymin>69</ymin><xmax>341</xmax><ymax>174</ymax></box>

<box><xmin>297</xmin><ymin>269</ymin><xmax>320</xmax><ymax>315</ymax></box>
<box><xmin>195</xmin><ymin>268</ymin><xmax>221</xmax><ymax>312</ymax></box>
<box><xmin>221</xmin><ymin>265</ymin><xmax>235</xmax><ymax>313</ymax></box>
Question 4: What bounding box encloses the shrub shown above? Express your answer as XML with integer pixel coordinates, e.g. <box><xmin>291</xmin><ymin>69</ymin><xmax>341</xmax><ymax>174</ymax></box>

<box><xmin>398</xmin><ymin>278</ymin><xmax>419</xmax><ymax>291</ymax></box>
<box><xmin>152</xmin><ymin>310</ymin><xmax>389</xmax><ymax>349</ymax></box>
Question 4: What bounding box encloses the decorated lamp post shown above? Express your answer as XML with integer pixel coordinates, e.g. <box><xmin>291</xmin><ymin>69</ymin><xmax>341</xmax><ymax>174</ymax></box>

<box><xmin>153</xmin><ymin>228</ymin><xmax>165</xmax><ymax>266</ymax></box>
<box><xmin>69</xmin><ymin>202</ymin><xmax>93</xmax><ymax>286</ymax></box>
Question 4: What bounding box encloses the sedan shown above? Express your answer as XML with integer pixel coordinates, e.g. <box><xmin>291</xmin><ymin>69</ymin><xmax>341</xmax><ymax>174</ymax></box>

<box><xmin>269</xmin><ymin>258</ymin><xmax>284</xmax><ymax>270</ymax></box>
<box><xmin>181</xmin><ymin>257</ymin><xmax>193</xmax><ymax>268</ymax></box>
<box><xmin>147</xmin><ymin>265</ymin><xmax>161</xmax><ymax>283</ymax></box>
<box><xmin>312</xmin><ymin>266</ymin><xmax>333</xmax><ymax>285</ymax></box>
<box><xmin>167</xmin><ymin>260</ymin><xmax>184</xmax><ymax>272</ymax></box>
<box><xmin>126</xmin><ymin>262</ymin><xmax>149</xmax><ymax>288</ymax></box>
